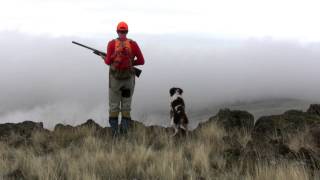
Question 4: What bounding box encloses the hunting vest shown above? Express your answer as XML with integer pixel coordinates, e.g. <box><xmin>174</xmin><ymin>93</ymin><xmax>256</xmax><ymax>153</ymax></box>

<box><xmin>110</xmin><ymin>39</ymin><xmax>135</xmax><ymax>79</ymax></box>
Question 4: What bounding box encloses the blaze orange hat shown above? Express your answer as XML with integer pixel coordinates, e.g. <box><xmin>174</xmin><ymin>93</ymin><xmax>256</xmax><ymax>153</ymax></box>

<box><xmin>117</xmin><ymin>21</ymin><xmax>128</xmax><ymax>31</ymax></box>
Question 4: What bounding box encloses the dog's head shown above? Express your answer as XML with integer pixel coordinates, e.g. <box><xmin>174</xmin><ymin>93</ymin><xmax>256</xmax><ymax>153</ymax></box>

<box><xmin>169</xmin><ymin>87</ymin><xmax>183</xmax><ymax>97</ymax></box>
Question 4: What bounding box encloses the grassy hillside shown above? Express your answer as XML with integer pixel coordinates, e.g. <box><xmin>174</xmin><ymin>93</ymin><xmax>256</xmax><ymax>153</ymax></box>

<box><xmin>1</xmin><ymin>105</ymin><xmax>320</xmax><ymax>180</ymax></box>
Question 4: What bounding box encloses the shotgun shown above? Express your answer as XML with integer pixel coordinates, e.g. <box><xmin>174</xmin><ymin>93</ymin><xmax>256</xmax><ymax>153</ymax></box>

<box><xmin>72</xmin><ymin>41</ymin><xmax>142</xmax><ymax>77</ymax></box>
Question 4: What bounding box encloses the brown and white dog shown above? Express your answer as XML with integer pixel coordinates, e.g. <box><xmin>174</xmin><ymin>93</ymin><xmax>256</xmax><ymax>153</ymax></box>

<box><xmin>170</xmin><ymin>87</ymin><xmax>189</xmax><ymax>136</ymax></box>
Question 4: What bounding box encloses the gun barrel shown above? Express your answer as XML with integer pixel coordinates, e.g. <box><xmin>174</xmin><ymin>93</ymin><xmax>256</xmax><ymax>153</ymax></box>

<box><xmin>72</xmin><ymin>41</ymin><xmax>96</xmax><ymax>51</ymax></box>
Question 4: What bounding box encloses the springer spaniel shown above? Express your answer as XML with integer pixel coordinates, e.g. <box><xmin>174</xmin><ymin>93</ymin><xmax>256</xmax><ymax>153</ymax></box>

<box><xmin>170</xmin><ymin>87</ymin><xmax>189</xmax><ymax>136</ymax></box>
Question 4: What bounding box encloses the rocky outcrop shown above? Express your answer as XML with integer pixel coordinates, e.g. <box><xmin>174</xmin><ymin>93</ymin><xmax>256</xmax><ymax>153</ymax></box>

<box><xmin>252</xmin><ymin>107</ymin><xmax>320</xmax><ymax>141</ymax></box>
<box><xmin>197</xmin><ymin>104</ymin><xmax>320</xmax><ymax>171</ymax></box>
<box><xmin>2</xmin><ymin>104</ymin><xmax>320</xmax><ymax>180</ymax></box>
<box><xmin>198</xmin><ymin>108</ymin><xmax>254</xmax><ymax>132</ymax></box>
<box><xmin>1</xmin><ymin>104</ymin><xmax>320</xmax><ymax>170</ymax></box>
<box><xmin>297</xmin><ymin>148</ymin><xmax>320</xmax><ymax>170</ymax></box>
<box><xmin>0</xmin><ymin>120</ymin><xmax>45</xmax><ymax>139</ymax></box>
<box><xmin>310</xmin><ymin>125</ymin><xmax>320</xmax><ymax>148</ymax></box>
<box><xmin>78</xmin><ymin>119</ymin><xmax>103</xmax><ymax>130</ymax></box>
<box><xmin>307</xmin><ymin>104</ymin><xmax>320</xmax><ymax>116</ymax></box>
<box><xmin>54</xmin><ymin>123</ymin><xmax>74</xmax><ymax>132</ymax></box>
<box><xmin>54</xmin><ymin>119</ymin><xmax>103</xmax><ymax>132</ymax></box>
<box><xmin>222</xmin><ymin>135</ymin><xmax>243</xmax><ymax>168</ymax></box>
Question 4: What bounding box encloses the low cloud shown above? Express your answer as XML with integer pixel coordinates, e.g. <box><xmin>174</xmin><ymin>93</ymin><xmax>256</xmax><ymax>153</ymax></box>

<box><xmin>1</xmin><ymin>32</ymin><xmax>320</xmax><ymax>129</ymax></box>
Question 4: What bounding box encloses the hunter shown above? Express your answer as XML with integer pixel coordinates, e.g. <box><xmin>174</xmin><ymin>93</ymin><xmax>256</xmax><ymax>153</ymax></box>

<box><xmin>103</xmin><ymin>21</ymin><xmax>145</xmax><ymax>136</ymax></box>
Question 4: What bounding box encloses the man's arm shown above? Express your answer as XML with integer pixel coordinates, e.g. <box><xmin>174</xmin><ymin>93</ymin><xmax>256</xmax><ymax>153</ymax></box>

<box><xmin>104</xmin><ymin>40</ymin><xmax>115</xmax><ymax>65</ymax></box>
<box><xmin>131</xmin><ymin>41</ymin><xmax>145</xmax><ymax>66</ymax></box>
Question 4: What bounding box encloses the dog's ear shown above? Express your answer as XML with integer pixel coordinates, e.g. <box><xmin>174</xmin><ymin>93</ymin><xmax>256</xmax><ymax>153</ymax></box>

<box><xmin>169</xmin><ymin>88</ymin><xmax>176</xmax><ymax>96</ymax></box>
<box><xmin>178</xmin><ymin>88</ymin><xmax>183</xmax><ymax>95</ymax></box>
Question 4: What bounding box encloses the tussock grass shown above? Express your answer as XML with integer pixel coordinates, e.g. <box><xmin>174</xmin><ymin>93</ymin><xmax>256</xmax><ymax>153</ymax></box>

<box><xmin>246</xmin><ymin>162</ymin><xmax>311</xmax><ymax>180</ymax></box>
<box><xmin>286</xmin><ymin>127</ymin><xmax>317</xmax><ymax>152</ymax></box>
<box><xmin>0</xmin><ymin>122</ymin><xmax>317</xmax><ymax>180</ymax></box>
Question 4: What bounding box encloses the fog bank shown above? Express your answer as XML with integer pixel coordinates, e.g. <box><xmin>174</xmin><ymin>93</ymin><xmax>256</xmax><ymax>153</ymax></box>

<box><xmin>1</xmin><ymin>32</ymin><xmax>320</xmax><ymax>128</ymax></box>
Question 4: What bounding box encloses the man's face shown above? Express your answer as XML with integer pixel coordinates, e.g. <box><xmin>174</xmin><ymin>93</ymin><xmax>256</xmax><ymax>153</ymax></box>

<box><xmin>117</xmin><ymin>30</ymin><xmax>128</xmax><ymax>38</ymax></box>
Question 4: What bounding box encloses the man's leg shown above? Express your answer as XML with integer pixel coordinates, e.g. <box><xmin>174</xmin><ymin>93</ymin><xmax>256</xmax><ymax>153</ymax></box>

<box><xmin>120</xmin><ymin>76</ymin><xmax>135</xmax><ymax>134</ymax></box>
<box><xmin>109</xmin><ymin>75</ymin><xmax>122</xmax><ymax>136</ymax></box>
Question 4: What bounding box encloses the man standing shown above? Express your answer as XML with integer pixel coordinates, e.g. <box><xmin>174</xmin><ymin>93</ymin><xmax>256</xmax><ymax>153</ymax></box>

<box><xmin>104</xmin><ymin>21</ymin><xmax>144</xmax><ymax>136</ymax></box>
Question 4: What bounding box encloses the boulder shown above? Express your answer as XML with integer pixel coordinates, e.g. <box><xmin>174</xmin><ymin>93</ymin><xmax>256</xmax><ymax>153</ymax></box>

<box><xmin>131</xmin><ymin>119</ymin><xmax>145</xmax><ymax>129</ymax></box>
<box><xmin>223</xmin><ymin>148</ymin><xmax>242</xmax><ymax>169</ymax></box>
<box><xmin>77</xmin><ymin>119</ymin><xmax>103</xmax><ymax>130</ymax></box>
<box><xmin>309</xmin><ymin>124</ymin><xmax>320</xmax><ymax>148</ymax></box>
<box><xmin>222</xmin><ymin>135</ymin><xmax>242</xmax><ymax>150</ymax></box>
<box><xmin>54</xmin><ymin>124</ymin><xmax>74</xmax><ymax>132</ymax></box>
<box><xmin>307</xmin><ymin>104</ymin><xmax>320</xmax><ymax>116</ymax></box>
<box><xmin>252</xmin><ymin>109</ymin><xmax>320</xmax><ymax>141</ymax></box>
<box><xmin>0</xmin><ymin>121</ymin><xmax>44</xmax><ymax>138</ymax></box>
<box><xmin>222</xmin><ymin>135</ymin><xmax>244</xmax><ymax>169</ymax></box>
<box><xmin>244</xmin><ymin>139</ymin><xmax>294</xmax><ymax>159</ymax></box>
<box><xmin>252</xmin><ymin>115</ymin><xmax>284</xmax><ymax>141</ymax></box>
<box><xmin>198</xmin><ymin>108</ymin><xmax>254</xmax><ymax>132</ymax></box>
<box><xmin>297</xmin><ymin>148</ymin><xmax>320</xmax><ymax>170</ymax></box>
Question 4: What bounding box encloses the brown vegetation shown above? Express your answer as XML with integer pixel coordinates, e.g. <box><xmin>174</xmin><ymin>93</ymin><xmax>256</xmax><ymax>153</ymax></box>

<box><xmin>1</xmin><ymin>104</ymin><xmax>320</xmax><ymax>180</ymax></box>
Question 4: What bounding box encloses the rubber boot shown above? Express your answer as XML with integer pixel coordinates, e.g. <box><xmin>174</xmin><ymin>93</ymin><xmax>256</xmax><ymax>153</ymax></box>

<box><xmin>109</xmin><ymin>117</ymin><xmax>119</xmax><ymax>137</ymax></box>
<box><xmin>120</xmin><ymin>117</ymin><xmax>131</xmax><ymax>135</ymax></box>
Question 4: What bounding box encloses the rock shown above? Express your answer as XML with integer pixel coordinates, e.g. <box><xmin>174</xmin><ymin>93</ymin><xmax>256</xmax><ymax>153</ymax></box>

<box><xmin>240</xmin><ymin>149</ymin><xmax>259</xmax><ymax>174</ymax></box>
<box><xmin>268</xmin><ymin>139</ymin><xmax>295</xmax><ymax>158</ymax></box>
<box><xmin>307</xmin><ymin>104</ymin><xmax>320</xmax><ymax>116</ymax></box>
<box><xmin>131</xmin><ymin>119</ymin><xmax>145</xmax><ymax>129</ymax></box>
<box><xmin>252</xmin><ymin>115</ymin><xmax>281</xmax><ymax>140</ymax></box>
<box><xmin>198</xmin><ymin>108</ymin><xmax>254</xmax><ymax>132</ymax></box>
<box><xmin>309</xmin><ymin>125</ymin><xmax>320</xmax><ymax>148</ymax></box>
<box><xmin>222</xmin><ymin>136</ymin><xmax>242</xmax><ymax>150</ymax></box>
<box><xmin>277</xmin><ymin>143</ymin><xmax>292</xmax><ymax>156</ymax></box>
<box><xmin>221</xmin><ymin>136</ymin><xmax>244</xmax><ymax>169</ymax></box>
<box><xmin>55</xmin><ymin>120</ymin><xmax>112</xmax><ymax>138</ymax></box>
<box><xmin>0</xmin><ymin>121</ymin><xmax>44</xmax><ymax>138</ymax></box>
<box><xmin>78</xmin><ymin>119</ymin><xmax>102</xmax><ymax>130</ymax></box>
<box><xmin>130</xmin><ymin>120</ymin><xmax>173</xmax><ymax>134</ymax></box>
<box><xmin>223</xmin><ymin>148</ymin><xmax>242</xmax><ymax>169</ymax></box>
<box><xmin>280</xmin><ymin>109</ymin><xmax>307</xmax><ymax>130</ymax></box>
<box><xmin>54</xmin><ymin>124</ymin><xmax>74</xmax><ymax>132</ymax></box>
<box><xmin>252</xmin><ymin>109</ymin><xmax>320</xmax><ymax>141</ymax></box>
<box><xmin>297</xmin><ymin>148</ymin><xmax>320</xmax><ymax>170</ymax></box>
<box><xmin>243</xmin><ymin>138</ymin><xmax>295</xmax><ymax>161</ymax></box>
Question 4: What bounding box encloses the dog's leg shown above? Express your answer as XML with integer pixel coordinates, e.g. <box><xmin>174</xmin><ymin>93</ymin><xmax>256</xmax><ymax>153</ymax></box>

<box><xmin>178</xmin><ymin>124</ymin><xmax>186</xmax><ymax>137</ymax></box>
<box><xmin>179</xmin><ymin>116</ymin><xmax>188</xmax><ymax>137</ymax></box>
<box><xmin>170</xmin><ymin>110</ymin><xmax>174</xmax><ymax>126</ymax></box>
<box><xmin>172</xmin><ymin>124</ymin><xmax>179</xmax><ymax>137</ymax></box>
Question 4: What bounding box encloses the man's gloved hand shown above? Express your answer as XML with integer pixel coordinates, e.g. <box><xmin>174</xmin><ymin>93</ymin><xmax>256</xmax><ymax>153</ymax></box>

<box><xmin>93</xmin><ymin>51</ymin><xmax>105</xmax><ymax>60</ymax></box>
<box><xmin>99</xmin><ymin>54</ymin><xmax>105</xmax><ymax>60</ymax></box>
<box><xmin>100</xmin><ymin>54</ymin><xmax>106</xmax><ymax>60</ymax></box>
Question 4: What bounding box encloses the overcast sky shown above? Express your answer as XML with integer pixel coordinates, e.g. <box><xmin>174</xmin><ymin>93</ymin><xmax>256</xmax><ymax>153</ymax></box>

<box><xmin>1</xmin><ymin>0</ymin><xmax>320</xmax><ymax>129</ymax></box>
<box><xmin>1</xmin><ymin>0</ymin><xmax>320</xmax><ymax>41</ymax></box>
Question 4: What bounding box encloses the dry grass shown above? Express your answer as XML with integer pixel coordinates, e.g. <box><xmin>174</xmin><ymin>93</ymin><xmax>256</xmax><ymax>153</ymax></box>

<box><xmin>286</xmin><ymin>127</ymin><xmax>317</xmax><ymax>152</ymax></box>
<box><xmin>0</xmin><ymin>122</ymin><xmax>318</xmax><ymax>180</ymax></box>
<box><xmin>245</xmin><ymin>162</ymin><xmax>311</xmax><ymax>180</ymax></box>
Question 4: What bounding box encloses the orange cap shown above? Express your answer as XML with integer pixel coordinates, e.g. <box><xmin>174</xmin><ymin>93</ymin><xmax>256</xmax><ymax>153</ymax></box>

<box><xmin>117</xmin><ymin>21</ymin><xmax>128</xmax><ymax>31</ymax></box>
